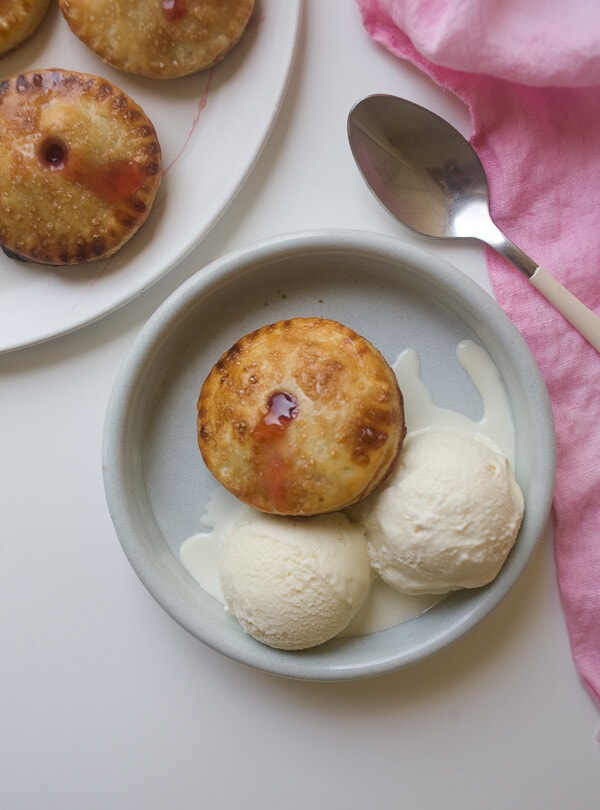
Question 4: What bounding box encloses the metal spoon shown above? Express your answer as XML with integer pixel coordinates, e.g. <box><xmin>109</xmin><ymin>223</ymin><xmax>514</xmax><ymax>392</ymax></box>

<box><xmin>347</xmin><ymin>93</ymin><xmax>600</xmax><ymax>352</ymax></box>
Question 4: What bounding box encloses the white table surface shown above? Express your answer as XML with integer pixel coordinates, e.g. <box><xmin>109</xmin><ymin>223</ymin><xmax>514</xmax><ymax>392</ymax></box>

<box><xmin>1</xmin><ymin>2</ymin><xmax>599</xmax><ymax>808</ymax></box>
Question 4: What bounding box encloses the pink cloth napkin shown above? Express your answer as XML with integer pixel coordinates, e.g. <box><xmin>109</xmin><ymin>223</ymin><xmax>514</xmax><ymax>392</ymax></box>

<box><xmin>356</xmin><ymin>0</ymin><xmax>600</xmax><ymax>706</ymax></box>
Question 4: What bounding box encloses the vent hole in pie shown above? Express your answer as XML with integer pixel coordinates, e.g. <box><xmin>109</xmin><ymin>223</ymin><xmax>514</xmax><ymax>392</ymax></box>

<box><xmin>38</xmin><ymin>137</ymin><xmax>68</xmax><ymax>170</ymax></box>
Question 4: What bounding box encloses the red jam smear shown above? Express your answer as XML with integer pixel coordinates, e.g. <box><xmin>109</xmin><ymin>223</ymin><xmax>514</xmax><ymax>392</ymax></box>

<box><xmin>162</xmin><ymin>0</ymin><xmax>187</xmax><ymax>21</ymax></box>
<box><xmin>77</xmin><ymin>160</ymin><xmax>148</xmax><ymax>204</ymax></box>
<box><xmin>251</xmin><ymin>392</ymin><xmax>299</xmax><ymax>511</ymax></box>
<box><xmin>37</xmin><ymin>136</ymin><xmax>148</xmax><ymax>203</ymax></box>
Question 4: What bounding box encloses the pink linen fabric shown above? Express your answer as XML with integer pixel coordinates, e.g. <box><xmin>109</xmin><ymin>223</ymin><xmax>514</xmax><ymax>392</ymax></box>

<box><xmin>356</xmin><ymin>0</ymin><xmax>600</xmax><ymax>706</ymax></box>
<box><xmin>372</xmin><ymin>0</ymin><xmax>600</xmax><ymax>87</ymax></box>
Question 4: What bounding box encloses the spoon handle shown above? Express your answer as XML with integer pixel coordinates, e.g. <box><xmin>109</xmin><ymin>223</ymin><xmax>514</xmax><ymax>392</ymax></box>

<box><xmin>529</xmin><ymin>266</ymin><xmax>600</xmax><ymax>352</ymax></box>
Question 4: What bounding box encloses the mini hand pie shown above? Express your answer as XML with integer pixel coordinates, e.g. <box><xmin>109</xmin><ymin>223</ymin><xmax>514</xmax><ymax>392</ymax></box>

<box><xmin>0</xmin><ymin>0</ymin><xmax>52</xmax><ymax>57</ymax></box>
<box><xmin>59</xmin><ymin>0</ymin><xmax>255</xmax><ymax>79</ymax></box>
<box><xmin>0</xmin><ymin>69</ymin><xmax>162</xmax><ymax>265</ymax></box>
<box><xmin>198</xmin><ymin>318</ymin><xmax>406</xmax><ymax>516</ymax></box>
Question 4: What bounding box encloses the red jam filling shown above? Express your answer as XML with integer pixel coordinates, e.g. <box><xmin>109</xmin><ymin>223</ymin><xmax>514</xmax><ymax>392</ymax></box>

<box><xmin>252</xmin><ymin>391</ymin><xmax>298</xmax><ymax>444</ymax></box>
<box><xmin>162</xmin><ymin>0</ymin><xmax>187</xmax><ymax>21</ymax></box>
<box><xmin>264</xmin><ymin>391</ymin><xmax>298</xmax><ymax>427</ymax></box>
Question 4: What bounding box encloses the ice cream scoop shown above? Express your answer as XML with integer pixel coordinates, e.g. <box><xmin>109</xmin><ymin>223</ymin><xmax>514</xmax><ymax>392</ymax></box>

<box><xmin>219</xmin><ymin>511</ymin><xmax>371</xmax><ymax>650</ymax></box>
<box><xmin>361</xmin><ymin>430</ymin><xmax>525</xmax><ymax>595</ymax></box>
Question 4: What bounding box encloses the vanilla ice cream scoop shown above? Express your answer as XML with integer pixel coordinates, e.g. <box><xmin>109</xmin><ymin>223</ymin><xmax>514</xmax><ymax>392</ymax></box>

<box><xmin>219</xmin><ymin>511</ymin><xmax>371</xmax><ymax>650</ymax></box>
<box><xmin>362</xmin><ymin>430</ymin><xmax>525</xmax><ymax>595</ymax></box>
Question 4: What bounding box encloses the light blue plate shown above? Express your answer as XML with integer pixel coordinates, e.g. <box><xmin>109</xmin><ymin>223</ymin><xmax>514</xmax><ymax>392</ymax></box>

<box><xmin>102</xmin><ymin>230</ymin><xmax>555</xmax><ymax>680</ymax></box>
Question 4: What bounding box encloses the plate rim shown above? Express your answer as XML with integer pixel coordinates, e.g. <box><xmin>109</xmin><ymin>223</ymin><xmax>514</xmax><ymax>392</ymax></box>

<box><xmin>0</xmin><ymin>0</ymin><xmax>303</xmax><ymax>354</ymax></box>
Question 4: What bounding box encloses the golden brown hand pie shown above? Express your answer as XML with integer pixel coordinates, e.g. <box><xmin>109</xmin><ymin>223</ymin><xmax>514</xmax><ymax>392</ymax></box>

<box><xmin>0</xmin><ymin>0</ymin><xmax>52</xmax><ymax>57</ymax></box>
<box><xmin>58</xmin><ymin>0</ymin><xmax>255</xmax><ymax>79</ymax></box>
<box><xmin>0</xmin><ymin>69</ymin><xmax>162</xmax><ymax>265</ymax></box>
<box><xmin>198</xmin><ymin>318</ymin><xmax>406</xmax><ymax>516</ymax></box>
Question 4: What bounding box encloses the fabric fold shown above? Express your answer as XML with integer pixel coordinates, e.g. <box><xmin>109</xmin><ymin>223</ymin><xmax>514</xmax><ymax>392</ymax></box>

<box><xmin>368</xmin><ymin>0</ymin><xmax>600</xmax><ymax>87</ymax></box>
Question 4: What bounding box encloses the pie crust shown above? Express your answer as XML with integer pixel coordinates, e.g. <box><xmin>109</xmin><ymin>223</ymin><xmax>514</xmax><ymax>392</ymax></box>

<box><xmin>59</xmin><ymin>0</ymin><xmax>256</xmax><ymax>79</ymax></box>
<box><xmin>0</xmin><ymin>69</ymin><xmax>162</xmax><ymax>265</ymax></box>
<box><xmin>0</xmin><ymin>0</ymin><xmax>52</xmax><ymax>57</ymax></box>
<box><xmin>198</xmin><ymin>317</ymin><xmax>406</xmax><ymax>516</ymax></box>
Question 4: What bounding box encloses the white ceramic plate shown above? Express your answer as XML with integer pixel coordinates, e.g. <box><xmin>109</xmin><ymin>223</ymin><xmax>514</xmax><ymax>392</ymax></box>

<box><xmin>102</xmin><ymin>231</ymin><xmax>556</xmax><ymax>681</ymax></box>
<box><xmin>0</xmin><ymin>0</ymin><xmax>302</xmax><ymax>353</ymax></box>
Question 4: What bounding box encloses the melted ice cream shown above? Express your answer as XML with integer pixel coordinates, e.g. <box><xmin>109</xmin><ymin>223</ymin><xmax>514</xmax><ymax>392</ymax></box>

<box><xmin>180</xmin><ymin>340</ymin><xmax>517</xmax><ymax>637</ymax></box>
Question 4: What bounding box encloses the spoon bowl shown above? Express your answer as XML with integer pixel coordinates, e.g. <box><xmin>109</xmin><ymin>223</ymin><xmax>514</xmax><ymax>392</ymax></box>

<box><xmin>348</xmin><ymin>95</ymin><xmax>488</xmax><ymax>239</ymax></box>
<box><xmin>348</xmin><ymin>94</ymin><xmax>600</xmax><ymax>352</ymax></box>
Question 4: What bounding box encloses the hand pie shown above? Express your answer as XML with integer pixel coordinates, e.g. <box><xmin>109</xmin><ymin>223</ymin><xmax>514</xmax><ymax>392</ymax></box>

<box><xmin>0</xmin><ymin>69</ymin><xmax>162</xmax><ymax>265</ymax></box>
<box><xmin>198</xmin><ymin>318</ymin><xmax>406</xmax><ymax>516</ymax></box>
<box><xmin>59</xmin><ymin>0</ymin><xmax>256</xmax><ymax>79</ymax></box>
<box><xmin>0</xmin><ymin>0</ymin><xmax>52</xmax><ymax>57</ymax></box>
